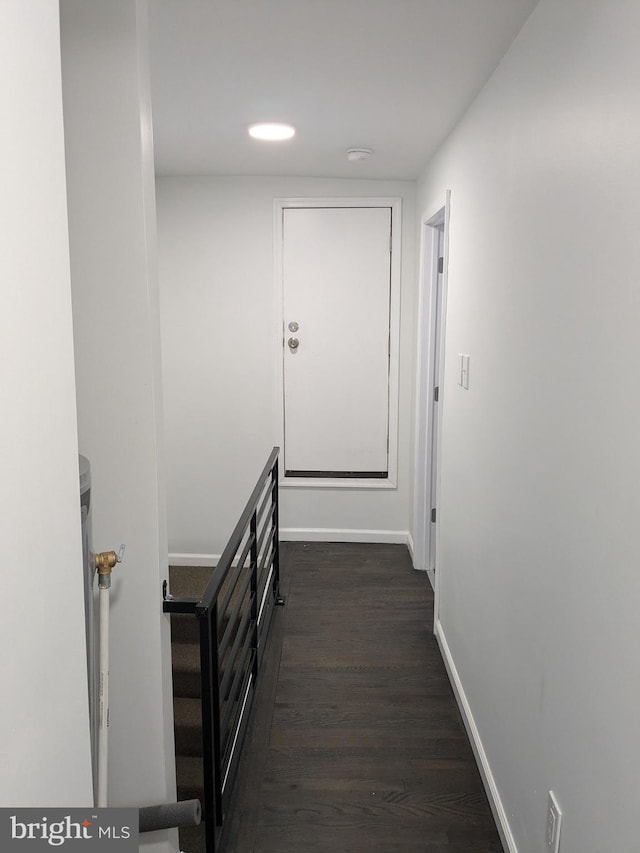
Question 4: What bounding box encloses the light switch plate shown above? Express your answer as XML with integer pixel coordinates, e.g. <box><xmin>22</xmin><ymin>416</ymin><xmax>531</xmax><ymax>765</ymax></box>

<box><xmin>459</xmin><ymin>354</ymin><xmax>470</xmax><ymax>389</ymax></box>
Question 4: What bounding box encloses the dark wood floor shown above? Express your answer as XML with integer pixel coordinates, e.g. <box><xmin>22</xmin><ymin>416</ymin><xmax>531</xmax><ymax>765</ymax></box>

<box><xmin>219</xmin><ymin>542</ymin><xmax>503</xmax><ymax>853</ymax></box>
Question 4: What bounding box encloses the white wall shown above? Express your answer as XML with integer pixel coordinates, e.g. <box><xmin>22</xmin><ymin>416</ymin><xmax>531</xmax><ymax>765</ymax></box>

<box><xmin>60</xmin><ymin>3</ymin><xmax>176</xmax><ymax>849</ymax></box>
<box><xmin>0</xmin><ymin>1</ymin><xmax>93</xmax><ymax>806</ymax></box>
<box><xmin>157</xmin><ymin>176</ymin><xmax>415</xmax><ymax>559</ymax></box>
<box><xmin>417</xmin><ymin>1</ymin><xmax>640</xmax><ymax>851</ymax></box>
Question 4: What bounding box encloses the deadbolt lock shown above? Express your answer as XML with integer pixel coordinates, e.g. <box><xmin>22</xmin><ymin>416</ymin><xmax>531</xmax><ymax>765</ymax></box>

<box><xmin>288</xmin><ymin>321</ymin><xmax>299</xmax><ymax>332</ymax></box>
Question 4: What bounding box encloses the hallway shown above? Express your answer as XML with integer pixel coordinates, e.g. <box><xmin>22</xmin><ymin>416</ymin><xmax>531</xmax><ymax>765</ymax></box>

<box><xmin>217</xmin><ymin>542</ymin><xmax>502</xmax><ymax>853</ymax></box>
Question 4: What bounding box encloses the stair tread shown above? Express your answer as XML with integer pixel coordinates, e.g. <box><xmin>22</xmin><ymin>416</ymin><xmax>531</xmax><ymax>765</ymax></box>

<box><xmin>174</xmin><ymin>697</ymin><xmax>203</xmax><ymax>757</ymax></box>
<box><xmin>174</xmin><ymin>696</ymin><xmax>202</xmax><ymax>727</ymax></box>
<box><xmin>171</xmin><ymin>642</ymin><xmax>200</xmax><ymax>672</ymax></box>
<box><xmin>179</xmin><ymin>823</ymin><xmax>205</xmax><ymax>853</ymax></box>
<box><xmin>169</xmin><ymin>613</ymin><xmax>200</xmax><ymax>645</ymax></box>
<box><xmin>168</xmin><ymin>564</ymin><xmax>215</xmax><ymax>599</ymax></box>
<box><xmin>176</xmin><ymin>754</ymin><xmax>204</xmax><ymax>792</ymax></box>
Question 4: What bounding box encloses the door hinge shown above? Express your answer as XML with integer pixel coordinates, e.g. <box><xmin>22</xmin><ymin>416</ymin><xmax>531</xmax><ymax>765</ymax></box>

<box><xmin>438</xmin><ymin>256</ymin><xmax>444</xmax><ymax>274</ymax></box>
<box><xmin>434</xmin><ymin>385</ymin><xmax>439</xmax><ymax>402</ymax></box>
<box><xmin>431</xmin><ymin>507</ymin><xmax>437</xmax><ymax>523</ymax></box>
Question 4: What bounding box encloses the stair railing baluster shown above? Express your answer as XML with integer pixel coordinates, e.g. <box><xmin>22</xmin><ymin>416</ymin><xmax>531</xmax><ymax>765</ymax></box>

<box><xmin>163</xmin><ymin>447</ymin><xmax>283</xmax><ymax>852</ymax></box>
<box><xmin>250</xmin><ymin>510</ymin><xmax>259</xmax><ymax>684</ymax></box>
<box><xmin>196</xmin><ymin>599</ymin><xmax>220</xmax><ymax>851</ymax></box>
<box><xmin>272</xmin><ymin>455</ymin><xmax>283</xmax><ymax>605</ymax></box>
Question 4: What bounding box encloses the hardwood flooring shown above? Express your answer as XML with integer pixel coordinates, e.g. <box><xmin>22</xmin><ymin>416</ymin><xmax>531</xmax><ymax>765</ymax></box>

<box><xmin>219</xmin><ymin>542</ymin><xmax>503</xmax><ymax>853</ymax></box>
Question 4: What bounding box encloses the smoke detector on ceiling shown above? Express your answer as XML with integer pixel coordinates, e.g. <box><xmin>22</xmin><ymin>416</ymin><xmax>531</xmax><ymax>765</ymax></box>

<box><xmin>346</xmin><ymin>147</ymin><xmax>374</xmax><ymax>162</ymax></box>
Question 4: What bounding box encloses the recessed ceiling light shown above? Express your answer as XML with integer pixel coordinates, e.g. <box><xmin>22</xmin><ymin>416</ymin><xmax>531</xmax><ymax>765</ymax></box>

<box><xmin>248</xmin><ymin>122</ymin><xmax>296</xmax><ymax>141</ymax></box>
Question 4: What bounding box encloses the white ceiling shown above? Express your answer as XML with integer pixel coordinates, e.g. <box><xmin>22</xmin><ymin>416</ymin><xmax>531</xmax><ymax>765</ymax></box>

<box><xmin>148</xmin><ymin>0</ymin><xmax>539</xmax><ymax>180</ymax></box>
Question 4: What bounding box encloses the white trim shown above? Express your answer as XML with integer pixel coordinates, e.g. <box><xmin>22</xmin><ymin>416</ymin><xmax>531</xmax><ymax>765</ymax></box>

<box><xmin>408</xmin><ymin>532</ymin><xmax>434</xmax><ymax>584</ymax></box>
<box><xmin>274</xmin><ymin>197</ymin><xmax>402</xmax><ymax>491</ymax></box>
<box><xmin>407</xmin><ymin>531</ymin><xmax>415</xmax><ymax>559</ymax></box>
<box><xmin>280</xmin><ymin>527</ymin><xmax>409</xmax><ymax>545</ymax></box>
<box><xmin>435</xmin><ymin>619</ymin><xmax>518</xmax><ymax>853</ymax></box>
<box><xmin>168</xmin><ymin>552</ymin><xmax>253</xmax><ymax>568</ymax></box>
<box><xmin>171</xmin><ymin>530</ymin><xmax>411</xmax><ymax>558</ymax></box>
<box><xmin>412</xmin><ymin>220</ymin><xmax>441</xmax><ymax>571</ymax></box>
<box><xmin>412</xmin><ymin>191</ymin><xmax>451</xmax><ymax>626</ymax></box>
<box><xmin>168</xmin><ymin>552</ymin><xmax>218</xmax><ymax>567</ymax></box>
<box><xmin>280</xmin><ymin>476</ymin><xmax>397</xmax><ymax>491</ymax></box>
<box><xmin>433</xmin><ymin>194</ymin><xmax>451</xmax><ymax>627</ymax></box>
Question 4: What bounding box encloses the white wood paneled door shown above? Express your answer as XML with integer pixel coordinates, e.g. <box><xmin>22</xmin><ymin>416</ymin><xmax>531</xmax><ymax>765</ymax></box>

<box><xmin>282</xmin><ymin>206</ymin><xmax>392</xmax><ymax>478</ymax></box>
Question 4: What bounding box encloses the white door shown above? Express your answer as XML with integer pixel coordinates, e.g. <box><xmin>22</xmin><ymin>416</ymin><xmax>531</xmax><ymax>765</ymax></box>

<box><xmin>282</xmin><ymin>206</ymin><xmax>392</xmax><ymax>478</ymax></box>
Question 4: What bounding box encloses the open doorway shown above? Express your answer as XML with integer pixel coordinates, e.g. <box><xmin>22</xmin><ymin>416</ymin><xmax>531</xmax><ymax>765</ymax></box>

<box><xmin>412</xmin><ymin>195</ymin><xmax>450</xmax><ymax>600</ymax></box>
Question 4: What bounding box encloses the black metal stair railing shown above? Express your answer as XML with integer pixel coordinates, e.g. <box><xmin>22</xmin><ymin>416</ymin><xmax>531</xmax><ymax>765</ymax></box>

<box><xmin>163</xmin><ymin>447</ymin><xmax>284</xmax><ymax>852</ymax></box>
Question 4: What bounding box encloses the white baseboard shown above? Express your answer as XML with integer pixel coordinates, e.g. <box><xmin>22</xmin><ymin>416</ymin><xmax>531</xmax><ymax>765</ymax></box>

<box><xmin>407</xmin><ymin>531</ymin><xmax>415</xmax><ymax>558</ymax></box>
<box><xmin>168</xmin><ymin>552</ymin><xmax>218</xmax><ymax>567</ymax></box>
<box><xmin>279</xmin><ymin>527</ymin><xmax>409</xmax><ymax>545</ymax></box>
<box><xmin>408</xmin><ymin>535</ymin><xmax>433</xmax><ymax>587</ymax></box>
<box><xmin>435</xmin><ymin>620</ymin><xmax>518</xmax><ymax>853</ymax></box>
<box><xmin>169</xmin><ymin>531</ymin><xmax>410</xmax><ymax>565</ymax></box>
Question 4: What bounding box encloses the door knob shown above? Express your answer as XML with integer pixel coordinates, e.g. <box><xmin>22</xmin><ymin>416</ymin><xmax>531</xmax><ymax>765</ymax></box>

<box><xmin>288</xmin><ymin>337</ymin><xmax>299</xmax><ymax>351</ymax></box>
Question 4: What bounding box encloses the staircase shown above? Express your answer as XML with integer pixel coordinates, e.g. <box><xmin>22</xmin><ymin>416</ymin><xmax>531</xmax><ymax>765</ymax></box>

<box><xmin>164</xmin><ymin>448</ymin><xmax>281</xmax><ymax>853</ymax></box>
<box><xmin>169</xmin><ymin>564</ymin><xmax>212</xmax><ymax>853</ymax></box>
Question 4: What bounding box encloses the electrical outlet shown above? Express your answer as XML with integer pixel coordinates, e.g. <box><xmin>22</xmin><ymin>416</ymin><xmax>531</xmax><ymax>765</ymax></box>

<box><xmin>546</xmin><ymin>791</ymin><xmax>562</xmax><ymax>852</ymax></box>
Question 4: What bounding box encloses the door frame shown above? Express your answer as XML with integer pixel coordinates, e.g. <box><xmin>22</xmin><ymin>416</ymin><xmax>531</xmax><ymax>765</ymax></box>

<box><xmin>412</xmin><ymin>193</ymin><xmax>450</xmax><ymax>608</ymax></box>
<box><xmin>274</xmin><ymin>197</ymin><xmax>402</xmax><ymax>490</ymax></box>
